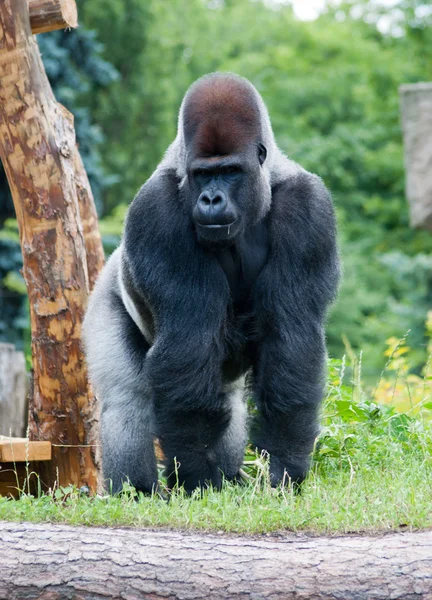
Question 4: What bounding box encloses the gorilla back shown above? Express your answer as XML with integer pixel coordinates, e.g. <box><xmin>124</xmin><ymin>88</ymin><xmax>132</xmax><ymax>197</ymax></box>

<box><xmin>83</xmin><ymin>73</ymin><xmax>340</xmax><ymax>494</ymax></box>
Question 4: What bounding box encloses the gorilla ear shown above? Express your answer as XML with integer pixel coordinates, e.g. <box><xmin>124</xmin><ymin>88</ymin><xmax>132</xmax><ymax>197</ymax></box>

<box><xmin>258</xmin><ymin>142</ymin><xmax>267</xmax><ymax>166</ymax></box>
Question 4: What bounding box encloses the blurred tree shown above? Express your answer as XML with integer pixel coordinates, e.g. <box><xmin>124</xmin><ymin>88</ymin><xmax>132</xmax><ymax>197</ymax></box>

<box><xmin>79</xmin><ymin>0</ymin><xmax>162</xmax><ymax>214</ymax></box>
<box><xmin>0</xmin><ymin>27</ymin><xmax>117</xmax><ymax>348</ymax></box>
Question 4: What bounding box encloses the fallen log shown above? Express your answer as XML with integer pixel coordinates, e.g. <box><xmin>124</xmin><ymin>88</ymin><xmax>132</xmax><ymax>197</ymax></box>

<box><xmin>0</xmin><ymin>521</ymin><xmax>431</xmax><ymax>599</ymax></box>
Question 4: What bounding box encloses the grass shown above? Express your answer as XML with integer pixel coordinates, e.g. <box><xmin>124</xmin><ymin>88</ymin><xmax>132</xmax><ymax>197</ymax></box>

<box><xmin>0</xmin><ymin>345</ymin><xmax>431</xmax><ymax>535</ymax></box>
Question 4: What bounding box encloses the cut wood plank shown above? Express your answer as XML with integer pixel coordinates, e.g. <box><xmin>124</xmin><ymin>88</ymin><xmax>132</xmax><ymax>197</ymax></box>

<box><xmin>0</xmin><ymin>438</ymin><xmax>51</xmax><ymax>463</ymax></box>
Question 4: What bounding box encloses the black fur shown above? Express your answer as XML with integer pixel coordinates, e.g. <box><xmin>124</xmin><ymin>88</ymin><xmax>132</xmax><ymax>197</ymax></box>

<box><xmin>83</xmin><ymin>73</ymin><xmax>339</xmax><ymax>494</ymax></box>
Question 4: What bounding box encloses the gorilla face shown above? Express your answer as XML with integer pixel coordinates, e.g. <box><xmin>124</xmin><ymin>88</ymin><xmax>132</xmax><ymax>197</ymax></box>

<box><xmin>188</xmin><ymin>143</ymin><xmax>268</xmax><ymax>248</ymax></box>
<box><xmin>180</xmin><ymin>74</ymin><xmax>271</xmax><ymax>248</ymax></box>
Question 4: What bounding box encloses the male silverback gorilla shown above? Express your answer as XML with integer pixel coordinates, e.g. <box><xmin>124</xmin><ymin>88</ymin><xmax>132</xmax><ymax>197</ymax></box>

<box><xmin>83</xmin><ymin>73</ymin><xmax>340</xmax><ymax>494</ymax></box>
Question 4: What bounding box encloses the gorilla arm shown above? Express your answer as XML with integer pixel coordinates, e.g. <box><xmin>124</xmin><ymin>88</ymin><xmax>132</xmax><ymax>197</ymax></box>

<box><xmin>251</xmin><ymin>171</ymin><xmax>340</xmax><ymax>486</ymax></box>
<box><xmin>123</xmin><ymin>168</ymin><xmax>232</xmax><ymax>492</ymax></box>
<box><xmin>83</xmin><ymin>248</ymin><xmax>159</xmax><ymax>494</ymax></box>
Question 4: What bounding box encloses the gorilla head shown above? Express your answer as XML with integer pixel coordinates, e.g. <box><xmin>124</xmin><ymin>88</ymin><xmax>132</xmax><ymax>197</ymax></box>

<box><xmin>180</xmin><ymin>74</ymin><xmax>272</xmax><ymax>247</ymax></box>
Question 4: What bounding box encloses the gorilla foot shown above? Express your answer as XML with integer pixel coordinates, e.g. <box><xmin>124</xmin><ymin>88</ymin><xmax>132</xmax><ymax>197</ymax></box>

<box><xmin>165</xmin><ymin>456</ymin><xmax>222</xmax><ymax>494</ymax></box>
<box><xmin>268</xmin><ymin>454</ymin><xmax>311</xmax><ymax>490</ymax></box>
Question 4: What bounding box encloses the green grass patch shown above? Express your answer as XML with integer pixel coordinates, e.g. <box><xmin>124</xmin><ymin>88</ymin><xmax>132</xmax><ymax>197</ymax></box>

<box><xmin>1</xmin><ymin>353</ymin><xmax>431</xmax><ymax>535</ymax></box>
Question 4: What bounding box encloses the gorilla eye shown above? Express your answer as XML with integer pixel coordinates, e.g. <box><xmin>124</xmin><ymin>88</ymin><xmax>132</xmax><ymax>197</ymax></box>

<box><xmin>258</xmin><ymin>143</ymin><xmax>267</xmax><ymax>166</ymax></box>
<box><xmin>224</xmin><ymin>166</ymin><xmax>241</xmax><ymax>175</ymax></box>
<box><xmin>193</xmin><ymin>169</ymin><xmax>212</xmax><ymax>181</ymax></box>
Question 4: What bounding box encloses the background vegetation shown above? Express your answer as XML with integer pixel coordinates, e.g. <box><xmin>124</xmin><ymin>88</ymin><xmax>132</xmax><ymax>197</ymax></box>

<box><xmin>0</xmin><ymin>0</ymin><xmax>431</xmax><ymax>384</ymax></box>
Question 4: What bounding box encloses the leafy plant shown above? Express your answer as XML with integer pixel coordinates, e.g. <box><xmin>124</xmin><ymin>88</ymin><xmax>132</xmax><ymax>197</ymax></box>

<box><xmin>374</xmin><ymin>314</ymin><xmax>432</xmax><ymax>414</ymax></box>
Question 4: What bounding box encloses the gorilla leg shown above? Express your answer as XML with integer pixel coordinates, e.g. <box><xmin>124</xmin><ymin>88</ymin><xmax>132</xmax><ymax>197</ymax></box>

<box><xmin>147</xmin><ymin>339</ymin><xmax>236</xmax><ymax>492</ymax></box>
<box><xmin>251</xmin><ymin>329</ymin><xmax>324</xmax><ymax>487</ymax></box>
<box><xmin>83</xmin><ymin>251</ymin><xmax>158</xmax><ymax>494</ymax></box>
<box><xmin>100</xmin><ymin>388</ymin><xmax>156</xmax><ymax>495</ymax></box>
<box><xmin>159</xmin><ymin>379</ymin><xmax>246</xmax><ymax>491</ymax></box>
<box><xmin>212</xmin><ymin>378</ymin><xmax>248</xmax><ymax>481</ymax></box>
<box><xmin>156</xmin><ymin>401</ymin><xmax>231</xmax><ymax>493</ymax></box>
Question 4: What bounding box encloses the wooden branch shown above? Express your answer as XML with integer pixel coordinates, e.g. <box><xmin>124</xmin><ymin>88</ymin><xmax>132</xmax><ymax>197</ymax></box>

<box><xmin>0</xmin><ymin>522</ymin><xmax>431</xmax><ymax>599</ymax></box>
<box><xmin>0</xmin><ymin>0</ymin><xmax>103</xmax><ymax>491</ymax></box>
<box><xmin>28</xmin><ymin>0</ymin><xmax>78</xmax><ymax>34</ymax></box>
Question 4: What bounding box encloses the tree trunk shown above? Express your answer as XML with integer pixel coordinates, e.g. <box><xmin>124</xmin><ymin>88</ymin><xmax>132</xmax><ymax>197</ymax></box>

<box><xmin>0</xmin><ymin>0</ymin><xmax>103</xmax><ymax>491</ymax></box>
<box><xmin>0</xmin><ymin>522</ymin><xmax>431</xmax><ymax>599</ymax></box>
<box><xmin>0</xmin><ymin>344</ymin><xmax>28</xmax><ymax>438</ymax></box>
<box><xmin>400</xmin><ymin>83</ymin><xmax>432</xmax><ymax>230</ymax></box>
<box><xmin>28</xmin><ymin>0</ymin><xmax>78</xmax><ymax>35</ymax></box>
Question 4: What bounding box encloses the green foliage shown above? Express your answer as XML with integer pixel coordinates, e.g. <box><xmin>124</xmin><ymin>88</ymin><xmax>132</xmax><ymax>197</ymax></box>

<box><xmin>316</xmin><ymin>356</ymin><xmax>432</xmax><ymax>475</ymax></box>
<box><xmin>0</xmin><ymin>220</ymin><xmax>28</xmax><ymax>346</ymax></box>
<box><xmin>99</xmin><ymin>204</ymin><xmax>128</xmax><ymax>254</ymax></box>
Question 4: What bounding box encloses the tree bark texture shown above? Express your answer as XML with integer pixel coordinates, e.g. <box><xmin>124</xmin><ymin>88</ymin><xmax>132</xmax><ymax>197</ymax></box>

<box><xmin>0</xmin><ymin>0</ymin><xmax>104</xmax><ymax>491</ymax></box>
<box><xmin>0</xmin><ymin>522</ymin><xmax>431</xmax><ymax>600</ymax></box>
<box><xmin>28</xmin><ymin>0</ymin><xmax>78</xmax><ymax>35</ymax></box>
<box><xmin>400</xmin><ymin>82</ymin><xmax>432</xmax><ymax>230</ymax></box>
<box><xmin>0</xmin><ymin>344</ymin><xmax>28</xmax><ymax>437</ymax></box>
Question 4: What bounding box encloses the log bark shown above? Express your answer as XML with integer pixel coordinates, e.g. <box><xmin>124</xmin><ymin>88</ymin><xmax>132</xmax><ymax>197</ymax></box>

<box><xmin>0</xmin><ymin>0</ymin><xmax>104</xmax><ymax>491</ymax></box>
<box><xmin>0</xmin><ymin>522</ymin><xmax>431</xmax><ymax>599</ymax></box>
<box><xmin>400</xmin><ymin>82</ymin><xmax>432</xmax><ymax>230</ymax></box>
<box><xmin>0</xmin><ymin>344</ymin><xmax>28</xmax><ymax>438</ymax></box>
<box><xmin>28</xmin><ymin>0</ymin><xmax>78</xmax><ymax>35</ymax></box>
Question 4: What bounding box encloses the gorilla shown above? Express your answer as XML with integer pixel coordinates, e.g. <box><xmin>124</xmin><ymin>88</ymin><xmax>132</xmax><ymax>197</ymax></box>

<box><xmin>83</xmin><ymin>73</ymin><xmax>340</xmax><ymax>495</ymax></box>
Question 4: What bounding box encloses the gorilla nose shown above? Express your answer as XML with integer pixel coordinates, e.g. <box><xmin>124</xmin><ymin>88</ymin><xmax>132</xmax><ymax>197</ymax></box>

<box><xmin>197</xmin><ymin>191</ymin><xmax>227</xmax><ymax>215</ymax></box>
<box><xmin>194</xmin><ymin>191</ymin><xmax>236</xmax><ymax>227</ymax></box>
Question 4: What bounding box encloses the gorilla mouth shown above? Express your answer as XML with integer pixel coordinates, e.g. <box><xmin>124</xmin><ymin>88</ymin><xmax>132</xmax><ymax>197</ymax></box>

<box><xmin>195</xmin><ymin>219</ymin><xmax>241</xmax><ymax>244</ymax></box>
<box><xmin>197</xmin><ymin>221</ymin><xmax>236</xmax><ymax>230</ymax></box>
<box><xmin>196</xmin><ymin>219</ymin><xmax>237</xmax><ymax>233</ymax></box>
